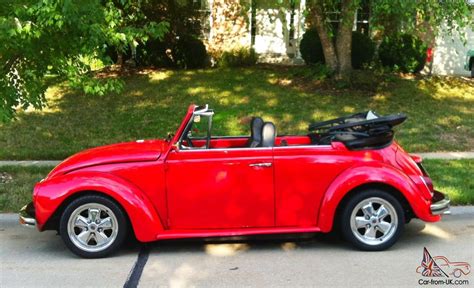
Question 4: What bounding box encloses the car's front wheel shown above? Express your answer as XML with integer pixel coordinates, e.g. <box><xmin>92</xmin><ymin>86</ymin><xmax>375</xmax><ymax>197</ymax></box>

<box><xmin>59</xmin><ymin>195</ymin><xmax>128</xmax><ymax>258</ymax></box>
<box><xmin>340</xmin><ymin>189</ymin><xmax>404</xmax><ymax>251</ymax></box>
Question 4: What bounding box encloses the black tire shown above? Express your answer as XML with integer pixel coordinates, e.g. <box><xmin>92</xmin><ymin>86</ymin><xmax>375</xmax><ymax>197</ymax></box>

<box><xmin>471</xmin><ymin>66</ymin><xmax>474</xmax><ymax>78</ymax></box>
<box><xmin>340</xmin><ymin>189</ymin><xmax>405</xmax><ymax>251</ymax></box>
<box><xmin>59</xmin><ymin>195</ymin><xmax>128</xmax><ymax>258</ymax></box>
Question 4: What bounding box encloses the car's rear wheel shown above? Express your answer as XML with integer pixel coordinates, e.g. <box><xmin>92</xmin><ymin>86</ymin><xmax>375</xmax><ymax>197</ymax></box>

<box><xmin>341</xmin><ymin>189</ymin><xmax>404</xmax><ymax>251</ymax></box>
<box><xmin>59</xmin><ymin>195</ymin><xmax>127</xmax><ymax>258</ymax></box>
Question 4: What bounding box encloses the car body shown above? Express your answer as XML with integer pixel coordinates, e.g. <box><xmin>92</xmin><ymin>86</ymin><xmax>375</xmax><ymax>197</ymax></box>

<box><xmin>464</xmin><ymin>49</ymin><xmax>474</xmax><ymax>77</ymax></box>
<box><xmin>20</xmin><ymin>104</ymin><xmax>450</xmax><ymax>257</ymax></box>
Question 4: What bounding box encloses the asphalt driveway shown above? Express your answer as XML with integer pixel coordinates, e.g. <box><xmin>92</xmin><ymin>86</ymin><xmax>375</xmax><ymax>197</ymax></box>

<box><xmin>1</xmin><ymin>207</ymin><xmax>473</xmax><ymax>288</ymax></box>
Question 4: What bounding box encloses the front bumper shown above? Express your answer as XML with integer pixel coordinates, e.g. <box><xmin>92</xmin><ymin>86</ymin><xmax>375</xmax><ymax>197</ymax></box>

<box><xmin>19</xmin><ymin>202</ymin><xmax>36</xmax><ymax>227</ymax></box>
<box><xmin>430</xmin><ymin>190</ymin><xmax>450</xmax><ymax>215</ymax></box>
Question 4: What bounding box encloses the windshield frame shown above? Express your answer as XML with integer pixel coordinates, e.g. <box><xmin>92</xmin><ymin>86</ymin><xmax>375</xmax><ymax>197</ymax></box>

<box><xmin>178</xmin><ymin>105</ymin><xmax>214</xmax><ymax>150</ymax></box>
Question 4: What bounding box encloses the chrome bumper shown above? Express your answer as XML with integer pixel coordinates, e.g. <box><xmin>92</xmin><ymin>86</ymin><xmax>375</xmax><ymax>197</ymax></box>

<box><xmin>430</xmin><ymin>190</ymin><xmax>451</xmax><ymax>215</ymax></box>
<box><xmin>19</xmin><ymin>202</ymin><xmax>36</xmax><ymax>227</ymax></box>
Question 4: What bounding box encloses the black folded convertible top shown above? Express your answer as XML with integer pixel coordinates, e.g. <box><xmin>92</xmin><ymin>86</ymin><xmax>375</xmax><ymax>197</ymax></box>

<box><xmin>308</xmin><ymin>111</ymin><xmax>407</xmax><ymax>150</ymax></box>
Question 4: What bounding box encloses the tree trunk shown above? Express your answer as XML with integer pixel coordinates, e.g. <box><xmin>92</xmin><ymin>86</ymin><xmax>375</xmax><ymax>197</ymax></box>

<box><xmin>312</xmin><ymin>4</ymin><xmax>338</xmax><ymax>72</ymax></box>
<box><xmin>335</xmin><ymin>0</ymin><xmax>358</xmax><ymax>78</ymax></box>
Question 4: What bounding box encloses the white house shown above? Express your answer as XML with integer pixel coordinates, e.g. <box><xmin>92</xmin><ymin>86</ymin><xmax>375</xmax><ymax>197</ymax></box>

<box><xmin>430</xmin><ymin>22</ymin><xmax>474</xmax><ymax>77</ymax></box>
<box><xmin>198</xmin><ymin>0</ymin><xmax>474</xmax><ymax>74</ymax></box>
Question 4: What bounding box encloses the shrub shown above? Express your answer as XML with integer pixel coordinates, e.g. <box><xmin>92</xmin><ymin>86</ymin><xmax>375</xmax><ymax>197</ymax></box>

<box><xmin>379</xmin><ymin>33</ymin><xmax>427</xmax><ymax>73</ymax></box>
<box><xmin>300</xmin><ymin>29</ymin><xmax>375</xmax><ymax>69</ymax></box>
<box><xmin>172</xmin><ymin>35</ymin><xmax>208</xmax><ymax>69</ymax></box>
<box><xmin>351</xmin><ymin>31</ymin><xmax>375</xmax><ymax>69</ymax></box>
<box><xmin>103</xmin><ymin>46</ymin><xmax>132</xmax><ymax>65</ymax></box>
<box><xmin>299</xmin><ymin>28</ymin><xmax>325</xmax><ymax>65</ymax></box>
<box><xmin>135</xmin><ymin>40</ymin><xmax>174</xmax><ymax>67</ymax></box>
<box><xmin>219</xmin><ymin>47</ymin><xmax>257</xmax><ymax>67</ymax></box>
<box><xmin>290</xmin><ymin>63</ymin><xmax>332</xmax><ymax>81</ymax></box>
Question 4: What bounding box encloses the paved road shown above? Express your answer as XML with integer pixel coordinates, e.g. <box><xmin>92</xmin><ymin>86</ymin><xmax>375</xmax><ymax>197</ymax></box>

<box><xmin>1</xmin><ymin>208</ymin><xmax>473</xmax><ymax>288</ymax></box>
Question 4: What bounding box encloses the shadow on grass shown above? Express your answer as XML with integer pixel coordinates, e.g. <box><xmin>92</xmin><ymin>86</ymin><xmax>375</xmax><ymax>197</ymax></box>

<box><xmin>0</xmin><ymin>66</ymin><xmax>473</xmax><ymax>159</ymax></box>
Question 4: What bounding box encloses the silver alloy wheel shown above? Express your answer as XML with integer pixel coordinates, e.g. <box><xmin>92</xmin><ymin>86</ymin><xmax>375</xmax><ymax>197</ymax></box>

<box><xmin>349</xmin><ymin>197</ymin><xmax>398</xmax><ymax>246</ymax></box>
<box><xmin>67</xmin><ymin>203</ymin><xmax>119</xmax><ymax>253</ymax></box>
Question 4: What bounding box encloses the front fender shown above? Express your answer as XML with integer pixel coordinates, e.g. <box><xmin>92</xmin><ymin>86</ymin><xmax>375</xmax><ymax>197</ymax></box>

<box><xmin>317</xmin><ymin>162</ymin><xmax>440</xmax><ymax>233</ymax></box>
<box><xmin>34</xmin><ymin>171</ymin><xmax>164</xmax><ymax>242</ymax></box>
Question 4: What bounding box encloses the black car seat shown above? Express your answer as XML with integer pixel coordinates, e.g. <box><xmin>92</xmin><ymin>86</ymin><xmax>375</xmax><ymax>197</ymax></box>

<box><xmin>248</xmin><ymin>117</ymin><xmax>264</xmax><ymax>147</ymax></box>
<box><xmin>261</xmin><ymin>122</ymin><xmax>276</xmax><ymax>147</ymax></box>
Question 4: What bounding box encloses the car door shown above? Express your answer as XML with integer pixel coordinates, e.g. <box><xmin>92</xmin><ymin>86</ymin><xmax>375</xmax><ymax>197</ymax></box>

<box><xmin>165</xmin><ymin>147</ymin><xmax>275</xmax><ymax>229</ymax></box>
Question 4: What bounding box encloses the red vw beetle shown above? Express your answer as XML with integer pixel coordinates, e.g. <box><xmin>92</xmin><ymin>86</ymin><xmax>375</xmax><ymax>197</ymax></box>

<box><xmin>20</xmin><ymin>105</ymin><xmax>450</xmax><ymax>258</ymax></box>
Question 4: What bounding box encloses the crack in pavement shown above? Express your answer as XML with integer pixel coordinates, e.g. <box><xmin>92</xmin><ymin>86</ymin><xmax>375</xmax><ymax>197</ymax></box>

<box><xmin>123</xmin><ymin>245</ymin><xmax>150</xmax><ymax>288</ymax></box>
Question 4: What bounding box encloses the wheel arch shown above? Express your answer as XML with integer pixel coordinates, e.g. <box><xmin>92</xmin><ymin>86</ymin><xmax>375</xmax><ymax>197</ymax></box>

<box><xmin>43</xmin><ymin>191</ymin><xmax>135</xmax><ymax>238</ymax></box>
<box><xmin>34</xmin><ymin>171</ymin><xmax>164</xmax><ymax>242</ymax></box>
<box><xmin>332</xmin><ymin>182</ymin><xmax>414</xmax><ymax>229</ymax></box>
<box><xmin>317</xmin><ymin>163</ymin><xmax>435</xmax><ymax>233</ymax></box>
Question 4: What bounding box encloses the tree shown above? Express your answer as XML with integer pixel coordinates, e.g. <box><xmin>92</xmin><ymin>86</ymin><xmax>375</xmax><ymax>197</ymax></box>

<box><xmin>306</xmin><ymin>0</ymin><xmax>473</xmax><ymax>78</ymax></box>
<box><xmin>0</xmin><ymin>0</ymin><xmax>168</xmax><ymax>122</ymax></box>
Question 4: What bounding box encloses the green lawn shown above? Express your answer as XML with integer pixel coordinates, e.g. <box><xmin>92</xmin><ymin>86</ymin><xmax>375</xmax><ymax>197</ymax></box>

<box><xmin>0</xmin><ymin>160</ymin><xmax>472</xmax><ymax>212</ymax></box>
<box><xmin>424</xmin><ymin>159</ymin><xmax>474</xmax><ymax>205</ymax></box>
<box><xmin>0</xmin><ymin>166</ymin><xmax>52</xmax><ymax>212</ymax></box>
<box><xmin>0</xmin><ymin>66</ymin><xmax>473</xmax><ymax>160</ymax></box>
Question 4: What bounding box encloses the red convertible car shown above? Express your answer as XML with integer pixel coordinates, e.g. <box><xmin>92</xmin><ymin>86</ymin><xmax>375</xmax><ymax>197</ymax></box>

<box><xmin>20</xmin><ymin>105</ymin><xmax>450</xmax><ymax>258</ymax></box>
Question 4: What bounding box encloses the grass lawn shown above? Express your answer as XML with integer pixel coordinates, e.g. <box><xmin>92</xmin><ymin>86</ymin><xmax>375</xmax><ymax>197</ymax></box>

<box><xmin>0</xmin><ymin>66</ymin><xmax>473</xmax><ymax>160</ymax></box>
<box><xmin>424</xmin><ymin>159</ymin><xmax>474</xmax><ymax>205</ymax></box>
<box><xmin>0</xmin><ymin>166</ymin><xmax>52</xmax><ymax>212</ymax></box>
<box><xmin>0</xmin><ymin>160</ymin><xmax>472</xmax><ymax>212</ymax></box>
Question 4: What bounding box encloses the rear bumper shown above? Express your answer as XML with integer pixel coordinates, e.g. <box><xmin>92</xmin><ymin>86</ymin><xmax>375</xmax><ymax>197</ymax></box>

<box><xmin>430</xmin><ymin>190</ymin><xmax>450</xmax><ymax>215</ymax></box>
<box><xmin>19</xmin><ymin>202</ymin><xmax>36</xmax><ymax>227</ymax></box>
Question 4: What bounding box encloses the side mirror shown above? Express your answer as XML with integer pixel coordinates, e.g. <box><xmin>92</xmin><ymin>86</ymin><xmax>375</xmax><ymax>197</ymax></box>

<box><xmin>171</xmin><ymin>143</ymin><xmax>179</xmax><ymax>152</ymax></box>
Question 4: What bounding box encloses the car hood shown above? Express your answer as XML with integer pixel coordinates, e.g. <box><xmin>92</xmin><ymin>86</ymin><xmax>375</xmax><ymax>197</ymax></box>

<box><xmin>47</xmin><ymin>140</ymin><xmax>168</xmax><ymax>178</ymax></box>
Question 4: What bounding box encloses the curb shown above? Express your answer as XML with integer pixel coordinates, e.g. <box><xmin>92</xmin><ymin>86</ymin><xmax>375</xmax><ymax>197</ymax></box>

<box><xmin>417</xmin><ymin>152</ymin><xmax>474</xmax><ymax>160</ymax></box>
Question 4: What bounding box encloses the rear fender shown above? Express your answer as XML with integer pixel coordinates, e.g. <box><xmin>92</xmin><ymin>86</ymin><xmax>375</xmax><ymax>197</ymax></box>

<box><xmin>318</xmin><ymin>162</ymin><xmax>440</xmax><ymax>233</ymax></box>
<box><xmin>34</xmin><ymin>171</ymin><xmax>164</xmax><ymax>242</ymax></box>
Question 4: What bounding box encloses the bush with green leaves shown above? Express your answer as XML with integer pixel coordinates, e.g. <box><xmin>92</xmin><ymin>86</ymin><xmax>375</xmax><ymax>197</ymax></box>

<box><xmin>0</xmin><ymin>0</ymin><xmax>168</xmax><ymax>122</ymax></box>
<box><xmin>378</xmin><ymin>34</ymin><xmax>427</xmax><ymax>73</ymax></box>
<box><xmin>300</xmin><ymin>29</ymin><xmax>375</xmax><ymax>69</ymax></box>
<box><xmin>351</xmin><ymin>32</ymin><xmax>375</xmax><ymax>69</ymax></box>
<box><xmin>299</xmin><ymin>28</ymin><xmax>325</xmax><ymax>65</ymax></box>
<box><xmin>135</xmin><ymin>40</ymin><xmax>174</xmax><ymax>67</ymax></box>
<box><xmin>219</xmin><ymin>47</ymin><xmax>257</xmax><ymax>67</ymax></box>
<box><xmin>172</xmin><ymin>35</ymin><xmax>208</xmax><ymax>69</ymax></box>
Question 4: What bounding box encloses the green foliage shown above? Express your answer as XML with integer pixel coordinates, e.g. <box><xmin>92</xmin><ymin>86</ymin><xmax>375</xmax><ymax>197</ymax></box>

<box><xmin>0</xmin><ymin>0</ymin><xmax>169</xmax><ymax>122</ymax></box>
<box><xmin>351</xmin><ymin>32</ymin><xmax>375</xmax><ymax>69</ymax></box>
<box><xmin>173</xmin><ymin>35</ymin><xmax>208</xmax><ymax>69</ymax></box>
<box><xmin>135</xmin><ymin>40</ymin><xmax>174</xmax><ymax>67</ymax></box>
<box><xmin>379</xmin><ymin>34</ymin><xmax>428</xmax><ymax>73</ymax></box>
<box><xmin>289</xmin><ymin>64</ymin><xmax>332</xmax><ymax>81</ymax></box>
<box><xmin>370</xmin><ymin>0</ymin><xmax>473</xmax><ymax>39</ymax></box>
<box><xmin>299</xmin><ymin>28</ymin><xmax>325</xmax><ymax>65</ymax></box>
<box><xmin>219</xmin><ymin>47</ymin><xmax>257</xmax><ymax>67</ymax></box>
<box><xmin>300</xmin><ymin>29</ymin><xmax>375</xmax><ymax>70</ymax></box>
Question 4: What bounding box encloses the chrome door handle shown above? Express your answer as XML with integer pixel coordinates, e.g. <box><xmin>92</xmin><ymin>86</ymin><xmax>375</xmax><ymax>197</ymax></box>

<box><xmin>249</xmin><ymin>162</ymin><xmax>272</xmax><ymax>167</ymax></box>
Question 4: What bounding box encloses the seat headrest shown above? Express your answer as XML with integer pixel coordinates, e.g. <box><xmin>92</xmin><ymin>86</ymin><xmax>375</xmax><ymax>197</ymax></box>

<box><xmin>249</xmin><ymin>117</ymin><xmax>264</xmax><ymax>148</ymax></box>
<box><xmin>261</xmin><ymin>122</ymin><xmax>276</xmax><ymax>147</ymax></box>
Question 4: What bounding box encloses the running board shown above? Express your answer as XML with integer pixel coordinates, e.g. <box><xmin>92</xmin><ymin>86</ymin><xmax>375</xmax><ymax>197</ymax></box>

<box><xmin>156</xmin><ymin>226</ymin><xmax>321</xmax><ymax>240</ymax></box>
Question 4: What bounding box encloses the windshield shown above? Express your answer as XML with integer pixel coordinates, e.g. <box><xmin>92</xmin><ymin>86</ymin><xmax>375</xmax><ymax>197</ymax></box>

<box><xmin>179</xmin><ymin>107</ymin><xmax>214</xmax><ymax>149</ymax></box>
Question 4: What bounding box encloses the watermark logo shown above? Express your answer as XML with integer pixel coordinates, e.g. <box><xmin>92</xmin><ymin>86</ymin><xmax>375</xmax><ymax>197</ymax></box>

<box><xmin>417</xmin><ymin>247</ymin><xmax>470</xmax><ymax>286</ymax></box>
